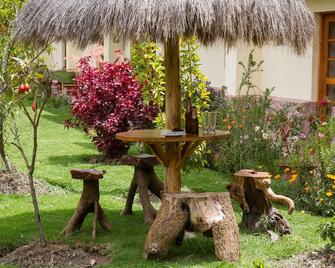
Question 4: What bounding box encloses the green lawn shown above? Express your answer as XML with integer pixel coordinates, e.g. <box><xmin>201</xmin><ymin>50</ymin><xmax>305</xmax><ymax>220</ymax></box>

<box><xmin>0</xmin><ymin>103</ymin><xmax>327</xmax><ymax>267</ymax></box>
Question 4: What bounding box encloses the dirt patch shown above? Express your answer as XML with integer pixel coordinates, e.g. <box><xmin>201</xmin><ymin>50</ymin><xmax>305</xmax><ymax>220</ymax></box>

<box><xmin>0</xmin><ymin>171</ymin><xmax>64</xmax><ymax>194</ymax></box>
<box><xmin>0</xmin><ymin>241</ymin><xmax>110</xmax><ymax>268</ymax></box>
<box><xmin>271</xmin><ymin>250</ymin><xmax>335</xmax><ymax>268</ymax></box>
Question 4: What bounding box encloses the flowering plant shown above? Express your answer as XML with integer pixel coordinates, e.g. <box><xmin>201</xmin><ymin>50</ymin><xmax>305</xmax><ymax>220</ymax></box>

<box><xmin>67</xmin><ymin>56</ymin><xmax>157</xmax><ymax>158</ymax></box>
<box><xmin>320</xmin><ymin>97</ymin><xmax>329</xmax><ymax>106</ymax></box>
<box><xmin>279</xmin><ymin>118</ymin><xmax>335</xmax><ymax>216</ymax></box>
<box><xmin>211</xmin><ymin>52</ymin><xmax>283</xmax><ymax>173</ymax></box>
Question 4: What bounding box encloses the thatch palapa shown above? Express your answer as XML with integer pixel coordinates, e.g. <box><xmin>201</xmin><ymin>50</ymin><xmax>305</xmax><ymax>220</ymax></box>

<box><xmin>14</xmin><ymin>0</ymin><xmax>315</xmax><ymax>54</ymax></box>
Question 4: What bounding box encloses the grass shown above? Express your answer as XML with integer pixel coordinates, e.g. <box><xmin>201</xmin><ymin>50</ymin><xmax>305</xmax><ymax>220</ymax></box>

<box><xmin>0</xmin><ymin>102</ymin><xmax>328</xmax><ymax>267</ymax></box>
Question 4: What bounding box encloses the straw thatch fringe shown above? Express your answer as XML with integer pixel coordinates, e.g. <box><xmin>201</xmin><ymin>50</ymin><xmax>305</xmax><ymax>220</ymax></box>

<box><xmin>14</xmin><ymin>0</ymin><xmax>315</xmax><ymax>54</ymax></box>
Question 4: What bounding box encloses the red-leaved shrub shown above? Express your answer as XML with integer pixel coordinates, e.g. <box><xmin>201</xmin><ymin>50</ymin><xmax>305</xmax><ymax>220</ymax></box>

<box><xmin>69</xmin><ymin>57</ymin><xmax>157</xmax><ymax>158</ymax></box>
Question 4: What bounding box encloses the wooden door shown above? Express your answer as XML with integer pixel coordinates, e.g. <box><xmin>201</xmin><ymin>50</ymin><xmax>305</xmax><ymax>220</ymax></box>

<box><xmin>320</xmin><ymin>14</ymin><xmax>335</xmax><ymax>118</ymax></box>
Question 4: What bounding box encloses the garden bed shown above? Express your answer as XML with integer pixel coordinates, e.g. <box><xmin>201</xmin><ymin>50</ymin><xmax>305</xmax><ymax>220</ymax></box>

<box><xmin>0</xmin><ymin>241</ymin><xmax>110</xmax><ymax>268</ymax></box>
<box><xmin>0</xmin><ymin>171</ymin><xmax>64</xmax><ymax>194</ymax></box>
<box><xmin>271</xmin><ymin>249</ymin><xmax>335</xmax><ymax>268</ymax></box>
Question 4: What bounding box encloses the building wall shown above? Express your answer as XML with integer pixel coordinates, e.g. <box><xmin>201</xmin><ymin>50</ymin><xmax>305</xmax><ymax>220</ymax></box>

<box><xmin>46</xmin><ymin>0</ymin><xmax>335</xmax><ymax>102</ymax></box>
<box><xmin>197</xmin><ymin>0</ymin><xmax>333</xmax><ymax>101</ymax></box>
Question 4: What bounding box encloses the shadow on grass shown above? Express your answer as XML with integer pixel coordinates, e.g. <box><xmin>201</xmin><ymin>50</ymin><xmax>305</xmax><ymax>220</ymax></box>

<box><xmin>46</xmin><ymin>154</ymin><xmax>97</xmax><ymax>166</ymax></box>
<box><xmin>0</xmin><ymin>209</ymin><xmax>221</xmax><ymax>268</ymax></box>
<box><xmin>41</xmin><ymin>113</ymin><xmax>68</xmax><ymax>125</ymax></box>
<box><xmin>72</xmin><ymin>141</ymin><xmax>96</xmax><ymax>150</ymax></box>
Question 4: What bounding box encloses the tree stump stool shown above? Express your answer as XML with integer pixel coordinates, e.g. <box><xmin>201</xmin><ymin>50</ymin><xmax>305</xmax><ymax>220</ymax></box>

<box><xmin>62</xmin><ymin>169</ymin><xmax>112</xmax><ymax>239</ymax></box>
<box><xmin>121</xmin><ymin>154</ymin><xmax>164</xmax><ymax>224</ymax></box>
<box><xmin>228</xmin><ymin>169</ymin><xmax>294</xmax><ymax>240</ymax></box>
<box><xmin>144</xmin><ymin>192</ymin><xmax>240</xmax><ymax>262</ymax></box>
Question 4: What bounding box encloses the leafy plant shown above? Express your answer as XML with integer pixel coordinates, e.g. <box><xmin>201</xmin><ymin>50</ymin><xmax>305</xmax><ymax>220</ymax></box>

<box><xmin>318</xmin><ymin>217</ymin><xmax>335</xmax><ymax>249</ymax></box>
<box><xmin>131</xmin><ymin>42</ymin><xmax>165</xmax><ymax>110</ymax></box>
<box><xmin>282</xmin><ymin>118</ymin><xmax>335</xmax><ymax>216</ymax></box>
<box><xmin>179</xmin><ymin>37</ymin><xmax>210</xmax><ymax>113</ymax></box>
<box><xmin>131</xmin><ymin>37</ymin><xmax>210</xmax><ymax>128</ymax></box>
<box><xmin>67</xmin><ymin>56</ymin><xmax>157</xmax><ymax>159</ymax></box>
<box><xmin>212</xmin><ymin>51</ymin><xmax>281</xmax><ymax>174</ymax></box>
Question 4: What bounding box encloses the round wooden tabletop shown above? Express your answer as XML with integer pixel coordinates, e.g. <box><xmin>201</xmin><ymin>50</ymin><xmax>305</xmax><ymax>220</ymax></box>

<box><xmin>116</xmin><ymin>129</ymin><xmax>230</xmax><ymax>143</ymax></box>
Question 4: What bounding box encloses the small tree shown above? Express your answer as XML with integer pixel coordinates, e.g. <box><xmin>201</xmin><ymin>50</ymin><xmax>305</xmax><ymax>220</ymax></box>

<box><xmin>0</xmin><ymin>0</ymin><xmax>35</xmax><ymax>171</ymax></box>
<box><xmin>8</xmin><ymin>55</ymin><xmax>50</xmax><ymax>245</ymax></box>
<box><xmin>68</xmin><ymin>56</ymin><xmax>157</xmax><ymax>159</ymax></box>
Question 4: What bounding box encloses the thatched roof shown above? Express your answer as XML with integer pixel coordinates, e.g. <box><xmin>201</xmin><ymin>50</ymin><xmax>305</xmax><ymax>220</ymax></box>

<box><xmin>14</xmin><ymin>0</ymin><xmax>315</xmax><ymax>54</ymax></box>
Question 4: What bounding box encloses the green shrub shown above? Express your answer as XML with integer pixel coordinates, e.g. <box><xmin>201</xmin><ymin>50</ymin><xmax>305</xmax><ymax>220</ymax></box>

<box><xmin>131</xmin><ymin>37</ymin><xmax>210</xmax><ymax>128</ymax></box>
<box><xmin>318</xmin><ymin>217</ymin><xmax>335</xmax><ymax>249</ymax></box>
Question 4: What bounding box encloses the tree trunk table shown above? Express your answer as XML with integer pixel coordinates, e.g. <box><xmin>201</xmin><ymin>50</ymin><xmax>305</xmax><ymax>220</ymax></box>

<box><xmin>228</xmin><ymin>169</ymin><xmax>294</xmax><ymax>240</ymax></box>
<box><xmin>121</xmin><ymin>154</ymin><xmax>164</xmax><ymax>224</ymax></box>
<box><xmin>116</xmin><ymin>129</ymin><xmax>229</xmax><ymax>193</ymax></box>
<box><xmin>62</xmin><ymin>169</ymin><xmax>112</xmax><ymax>239</ymax></box>
<box><xmin>144</xmin><ymin>192</ymin><xmax>240</xmax><ymax>262</ymax></box>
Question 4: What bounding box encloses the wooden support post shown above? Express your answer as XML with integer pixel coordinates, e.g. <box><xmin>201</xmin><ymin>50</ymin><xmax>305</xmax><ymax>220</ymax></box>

<box><xmin>164</xmin><ymin>37</ymin><xmax>182</xmax><ymax>192</ymax></box>
<box><xmin>164</xmin><ymin>37</ymin><xmax>181</xmax><ymax>130</ymax></box>
<box><xmin>165</xmin><ymin>142</ymin><xmax>181</xmax><ymax>192</ymax></box>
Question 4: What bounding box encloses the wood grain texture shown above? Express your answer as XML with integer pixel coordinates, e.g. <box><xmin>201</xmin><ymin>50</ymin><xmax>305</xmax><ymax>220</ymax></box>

<box><xmin>116</xmin><ymin>129</ymin><xmax>230</xmax><ymax>143</ymax></box>
<box><xmin>164</xmin><ymin>37</ymin><xmax>181</xmax><ymax>130</ymax></box>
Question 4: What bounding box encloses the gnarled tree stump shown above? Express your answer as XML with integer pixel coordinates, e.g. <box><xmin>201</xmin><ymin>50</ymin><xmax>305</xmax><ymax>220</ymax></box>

<box><xmin>121</xmin><ymin>154</ymin><xmax>164</xmax><ymax>224</ymax></box>
<box><xmin>62</xmin><ymin>169</ymin><xmax>112</xmax><ymax>239</ymax></box>
<box><xmin>144</xmin><ymin>192</ymin><xmax>240</xmax><ymax>262</ymax></box>
<box><xmin>228</xmin><ymin>170</ymin><xmax>294</xmax><ymax>241</ymax></box>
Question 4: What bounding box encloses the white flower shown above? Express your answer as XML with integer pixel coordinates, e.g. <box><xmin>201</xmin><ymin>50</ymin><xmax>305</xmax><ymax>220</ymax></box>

<box><xmin>255</xmin><ymin>126</ymin><xmax>260</xmax><ymax>132</ymax></box>
<box><xmin>244</xmin><ymin>135</ymin><xmax>249</xmax><ymax>140</ymax></box>
<box><xmin>322</xmin><ymin>121</ymin><xmax>328</xmax><ymax>126</ymax></box>
<box><xmin>262</xmin><ymin>133</ymin><xmax>270</xmax><ymax>140</ymax></box>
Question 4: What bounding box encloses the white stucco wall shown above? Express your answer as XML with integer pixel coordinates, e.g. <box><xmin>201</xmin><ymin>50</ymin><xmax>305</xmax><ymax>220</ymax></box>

<box><xmin>258</xmin><ymin>46</ymin><xmax>314</xmax><ymax>101</ymax></box>
<box><xmin>44</xmin><ymin>41</ymin><xmax>65</xmax><ymax>70</ymax></box>
<box><xmin>306</xmin><ymin>0</ymin><xmax>335</xmax><ymax>13</ymax></box>
<box><xmin>198</xmin><ymin>42</ymin><xmax>238</xmax><ymax>95</ymax></box>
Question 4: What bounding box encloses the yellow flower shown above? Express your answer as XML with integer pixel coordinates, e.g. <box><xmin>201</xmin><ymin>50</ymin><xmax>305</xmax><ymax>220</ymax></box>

<box><xmin>332</xmin><ymin>185</ymin><xmax>335</xmax><ymax>190</ymax></box>
<box><xmin>274</xmin><ymin>174</ymin><xmax>281</xmax><ymax>180</ymax></box>
<box><xmin>223</xmin><ymin>118</ymin><xmax>228</xmax><ymax>123</ymax></box>
<box><xmin>284</xmin><ymin>168</ymin><xmax>290</xmax><ymax>173</ymax></box>
<box><xmin>291</xmin><ymin>170</ymin><xmax>297</xmax><ymax>175</ymax></box>
<box><xmin>309</xmin><ymin>170</ymin><xmax>314</xmax><ymax>175</ymax></box>
<box><xmin>320</xmin><ymin>198</ymin><xmax>324</xmax><ymax>203</ymax></box>
<box><xmin>326</xmin><ymin>174</ymin><xmax>335</xmax><ymax>180</ymax></box>
<box><xmin>326</xmin><ymin>191</ymin><xmax>333</xmax><ymax>197</ymax></box>
<box><xmin>289</xmin><ymin>174</ymin><xmax>298</xmax><ymax>184</ymax></box>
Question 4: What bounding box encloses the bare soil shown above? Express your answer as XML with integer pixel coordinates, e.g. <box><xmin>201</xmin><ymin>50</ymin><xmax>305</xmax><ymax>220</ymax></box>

<box><xmin>0</xmin><ymin>171</ymin><xmax>64</xmax><ymax>194</ymax></box>
<box><xmin>271</xmin><ymin>249</ymin><xmax>335</xmax><ymax>268</ymax></box>
<box><xmin>0</xmin><ymin>241</ymin><xmax>110</xmax><ymax>268</ymax></box>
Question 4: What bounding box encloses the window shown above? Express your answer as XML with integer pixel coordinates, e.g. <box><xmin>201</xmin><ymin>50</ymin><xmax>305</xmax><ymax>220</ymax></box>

<box><xmin>320</xmin><ymin>14</ymin><xmax>335</xmax><ymax>117</ymax></box>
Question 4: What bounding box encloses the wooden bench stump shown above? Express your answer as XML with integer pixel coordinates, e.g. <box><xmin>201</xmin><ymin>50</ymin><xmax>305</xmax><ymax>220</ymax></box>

<box><xmin>121</xmin><ymin>154</ymin><xmax>164</xmax><ymax>224</ymax></box>
<box><xmin>228</xmin><ymin>169</ymin><xmax>294</xmax><ymax>240</ymax></box>
<box><xmin>144</xmin><ymin>192</ymin><xmax>240</xmax><ymax>262</ymax></box>
<box><xmin>62</xmin><ymin>169</ymin><xmax>112</xmax><ymax>239</ymax></box>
